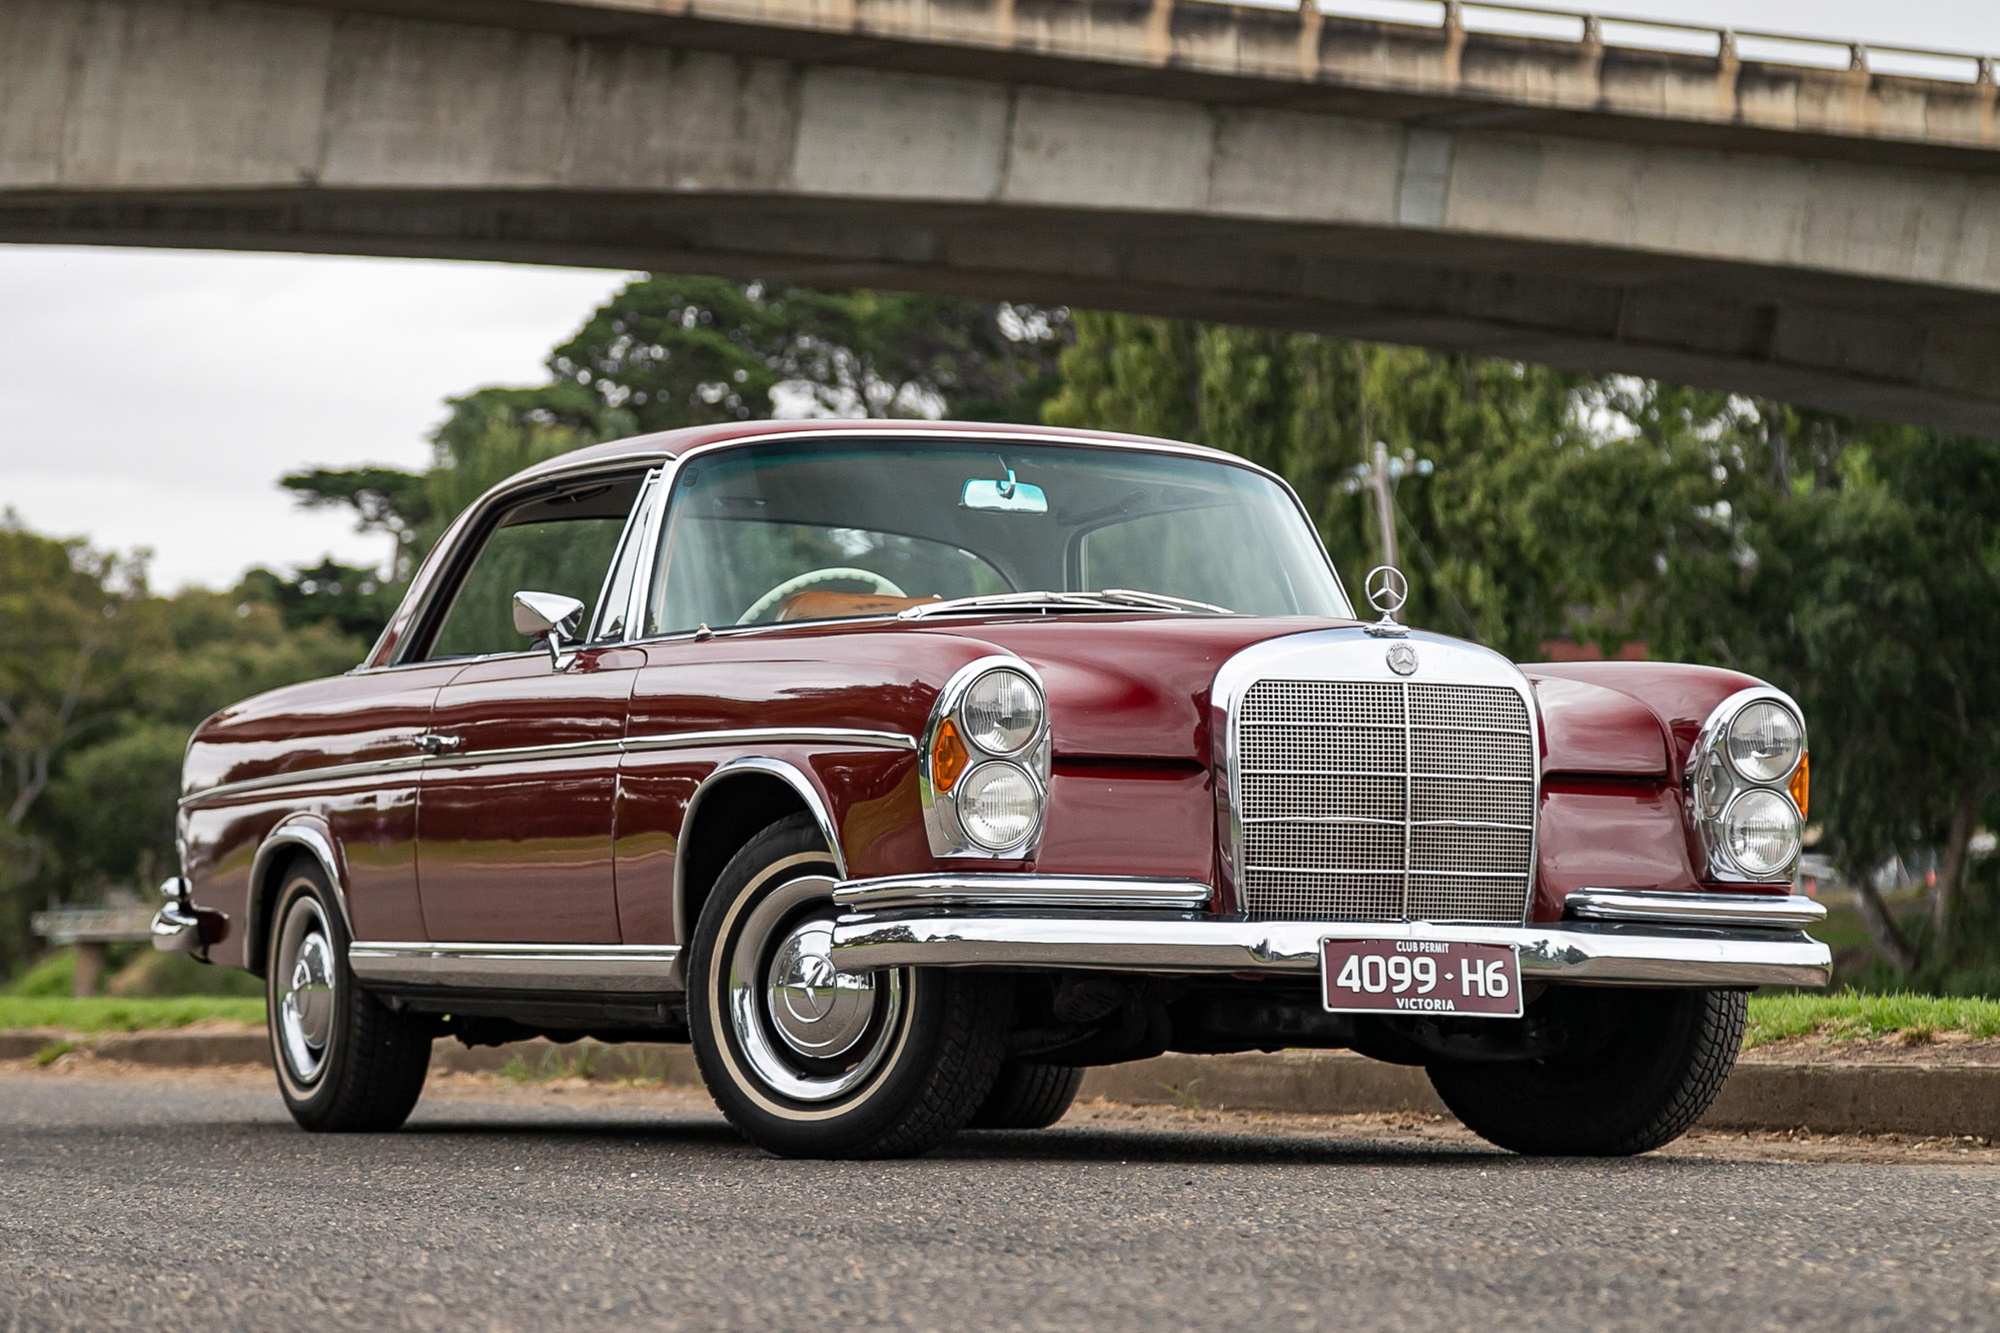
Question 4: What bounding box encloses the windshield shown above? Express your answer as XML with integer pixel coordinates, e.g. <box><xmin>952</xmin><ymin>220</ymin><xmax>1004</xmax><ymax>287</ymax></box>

<box><xmin>648</xmin><ymin>439</ymin><xmax>1349</xmax><ymax>633</ymax></box>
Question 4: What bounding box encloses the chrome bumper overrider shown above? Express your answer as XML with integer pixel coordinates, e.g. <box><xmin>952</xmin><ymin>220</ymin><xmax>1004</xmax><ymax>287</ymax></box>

<box><xmin>150</xmin><ymin>876</ymin><xmax>205</xmax><ymax>955</ymax></box>
<box><xmin>827</xmin><ymin>880</ymin><xmax>1832</xmax><ymax>988</ymax></box>
<box><xmin>150</xmin><ymin>903</ymin><xmax>204</xmax><ymax>953</ymax></box>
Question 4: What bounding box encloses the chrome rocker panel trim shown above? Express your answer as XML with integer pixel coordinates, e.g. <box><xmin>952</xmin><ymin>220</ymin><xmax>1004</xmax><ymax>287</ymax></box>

<box><xmin>827</xmin><ymin>879</ymin><xmax>1833</xmax><ymax>989</ymax></box>
<box><xmin>832</xmin><ymin>873</ymin><xmax>1213</xmax><ymax>913</ymax></box>
<box><xmin>1565</xmin><ymin>889</ymin><xmax>1826</xmax><ymax>929</ymax></box>
<box><xmin>348</xmin><ymin>941</ymin><xmax>682</xmax><ymax>993</ymax></box>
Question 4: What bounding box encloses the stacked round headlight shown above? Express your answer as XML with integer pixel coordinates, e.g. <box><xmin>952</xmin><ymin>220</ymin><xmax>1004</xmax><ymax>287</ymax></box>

<box><xmin>1721</xmin><ymin>788</ymin><xmax>1802</xmax><ymax>879</ymax></box>
<box><xmin>960</xmin><ymin>669</ymin><xmax>1042</xmax><ymax>755</ymax></box>
<box><xmin>956</xmin><ymin>762</ymin><xmax>1042</xmax><ymax>850</ymax></box>
<box><xmin>1725</xmin><ymin>701</ymin><xmax>1804</xmax><ymax>783</ymax></box>
<box><xmin>1697</xmin><ymin>695</ymin><xmax>1806</xmax><ymax>880</ymax></box>
<box><xmin>927</xmin><ymin>665</ymin><xmax>1049</xmax><ymax>854</ymax></box>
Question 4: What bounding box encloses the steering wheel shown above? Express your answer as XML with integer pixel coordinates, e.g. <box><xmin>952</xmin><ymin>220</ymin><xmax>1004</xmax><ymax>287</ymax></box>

<box><xmin>736</xmin><ymin>567</ymin><xmax>908</xmax><ymax>624</ymax></box>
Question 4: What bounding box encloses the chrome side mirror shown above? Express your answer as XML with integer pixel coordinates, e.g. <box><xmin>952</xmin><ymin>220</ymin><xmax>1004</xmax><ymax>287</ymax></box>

<box><xmin>513</xmin><ymin>590</ymin><xmax>586</xmax><ymax>669</ymax></box>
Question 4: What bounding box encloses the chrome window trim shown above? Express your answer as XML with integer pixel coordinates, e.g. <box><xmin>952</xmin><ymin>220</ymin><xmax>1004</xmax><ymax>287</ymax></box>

<box><xmin>369</xmin><ymin>457</ymin><xmax>675</xmax><ymax>671</ymax></box>
<box><xmin>364</xmin><ymin>427</ymin><xmax>1352</xmax><ymax>669</ymax></box>
<box><xmin>347</xmin><ymin>940</ymin><xmax>681</xmax><ymax>994</ymax></box>
<box><xmin>587</xmin><ymin>467</ymin><xmax>665</xmax><ymax>644</ymax></box>
<box><xmin>633</xmin><ymin>428</ymin><xmax>1354</xmax><ymax>642</ymax></box>
<box><xmin>180</xmin><ymin>728</ymin><xmax>916</xmax><ymax>808</ymax></box>
<box><xmin>1683</xmin><ymin>685</ymin><xmax>1808</xmax><ymax>884</ymax></box>
<box><xmin>1210</xmin><ymin>627</ymin><xmax>1543</xmax><ymax>922</ymax></box>
<box><xmin>827</xmin><ymin>905</ymin><xmax>1832</xmax><ymax>989</ymax></box>
<box><xmin>918</xmin><ymin>655</ymin><xmax>1052</xmax><ymax>860</ymax></box>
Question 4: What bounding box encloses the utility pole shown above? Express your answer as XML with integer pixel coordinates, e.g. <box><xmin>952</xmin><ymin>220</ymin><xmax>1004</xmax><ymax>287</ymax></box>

<box><xmin>1343</xmin><ymin>440</ymin><xmax>1433</xmax><ymax>570</ymax></box>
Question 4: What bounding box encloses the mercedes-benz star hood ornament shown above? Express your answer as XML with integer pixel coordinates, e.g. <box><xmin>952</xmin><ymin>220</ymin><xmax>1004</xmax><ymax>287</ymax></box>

<box><xmin>1362</xmin><ymin>564</ymin><xmax>1410</xmax><ymax>638</ymax></box>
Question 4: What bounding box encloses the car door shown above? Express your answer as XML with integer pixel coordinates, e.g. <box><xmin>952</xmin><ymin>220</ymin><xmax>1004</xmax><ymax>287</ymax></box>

<box><xmin>409</xmin><ymin>468</ymin><xmax>660</xmax><ymax>944</ymax></box>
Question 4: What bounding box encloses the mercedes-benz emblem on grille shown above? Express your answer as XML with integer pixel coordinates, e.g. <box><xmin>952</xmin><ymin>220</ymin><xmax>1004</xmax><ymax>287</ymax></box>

<box><xmin>1386</xmin><ymin>643</ymin><xmax>1419</xmax><ymax>676</ymax></box>
<box><xmin>1365</xmin><ymin>565</ymin><xmax>1408</xmax><ymax>616</ymax></box>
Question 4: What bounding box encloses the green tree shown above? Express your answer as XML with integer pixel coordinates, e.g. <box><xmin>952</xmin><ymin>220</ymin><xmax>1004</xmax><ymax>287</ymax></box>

<box><xmin>1044</xmin><ymin>315</ymin><xmax>1589</xmax><ymax>660</ymax></box>
<box><xmin>547</xmin><ymin>278</ymin><xmax>1070</xmax><ymax>429</ymax></box>
<box><xmin>0</xmin><ymin>517</ymin><xmax>367</xmax><ymax>974</ymax></box>
<box><xmin>0</xmin><ymin>517</ymin><xmax>154</xmax><ymax>891</ymax></box>
<box><xmin>280</xmin><ymin>466</ymin><xmax>434</xmax><ymax>581</ymax></box>
<box><xmin>1593</xmin><ymin>403</ymin><xmax>2000</xmax><ymax>978</ymax></box>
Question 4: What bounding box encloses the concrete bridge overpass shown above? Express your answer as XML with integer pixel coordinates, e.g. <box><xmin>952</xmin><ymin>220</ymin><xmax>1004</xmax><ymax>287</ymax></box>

<box><xmin>7</xmin><ymin>0</ymin><xmax>2000</xmax><ymax>433</ymax></box>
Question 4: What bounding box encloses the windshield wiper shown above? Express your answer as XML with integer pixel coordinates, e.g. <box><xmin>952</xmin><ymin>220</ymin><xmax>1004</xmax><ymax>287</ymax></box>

<box><xmin>1093</xmin><ymin>588</ymin><xmax>1235</xmax><ymax>615</ymax></box>
<box><xmin>898</xmin><ymin>590</ymin><xmax>1234</xmax><ymax>621</ymax></box>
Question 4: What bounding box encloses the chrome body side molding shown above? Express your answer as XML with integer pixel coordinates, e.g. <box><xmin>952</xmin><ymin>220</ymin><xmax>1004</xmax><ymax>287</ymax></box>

<box><xmin>347</xmin><ymin>941</ymin><xmax>682</xmax><ymax>994</ymax></box>
<box><xmin>623</xmin><ymin>727</ymin><xmax>915</xmax><ymax>757</ymax></box>
<box><xmin>826</xmin><ymin>876</ymin><xmax>1833</xmax><ymax>989</ymax></box>
<box><xmin>179</xmin><ymin>755</ymin><xmax>428</xmax><ymax>807</ymax></box>
<box><xmin>1564</xmin><ymin>888</ymin><xmax>1826</xmax><ymax>929</ymax></box>
<box><xmin>832</xmin><ymin>873</ymin><xmax>1213</xmax><ymax>912</ymax></box>
<box><xmin>182</xmin><ymin>727</ymin><xmax>916</xmax><ymax>807</ymax></box>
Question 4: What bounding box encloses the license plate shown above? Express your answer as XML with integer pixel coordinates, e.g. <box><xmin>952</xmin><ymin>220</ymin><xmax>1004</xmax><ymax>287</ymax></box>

<box><xmin>1321</xmin><ymin>939</ymin><xmax>1523</xmax><ymax>1018</ymax></box>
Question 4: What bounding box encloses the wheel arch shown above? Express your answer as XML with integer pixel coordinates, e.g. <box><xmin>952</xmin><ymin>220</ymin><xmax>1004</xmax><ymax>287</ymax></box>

<box><xmin>246</xmin><ymin>818</ymin><xmax>354</xmax><ymax>977</ymax></box>
<box><xmin>673</xmin><ymin>757</ymin><xmax>848</xmax><ymax>951</ymax></box>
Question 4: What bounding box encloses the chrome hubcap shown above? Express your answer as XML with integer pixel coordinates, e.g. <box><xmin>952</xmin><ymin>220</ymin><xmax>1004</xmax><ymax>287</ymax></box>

<box><xmin>765</xmin><ymin>919</ymin><xmax>877</xmax><ymax>1061</ymax></box>
<box><xmin>275</xmin><ymin>895</ymin><xmax>336</xmax><ymax>1083</ymax></box>
<box><xmin>726</xmin><ymin>873</ymin><xmax>904</xmax><ymax>1103</ymax></box>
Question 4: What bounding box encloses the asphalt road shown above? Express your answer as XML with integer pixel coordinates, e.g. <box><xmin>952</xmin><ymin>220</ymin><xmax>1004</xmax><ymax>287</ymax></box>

<box><xmin>4</xmin><ymin>1073</ymin><xmax>1996</xmax><ymax>1332</ymax></box>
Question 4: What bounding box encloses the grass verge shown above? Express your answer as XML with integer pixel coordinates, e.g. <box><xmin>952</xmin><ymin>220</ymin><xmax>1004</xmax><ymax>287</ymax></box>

<box><xmin>0</xmin><ymin>996</ymin><xmax>265</xmax><ymax>1033</ymax></box>
<box><xmin>3</xmin><ymin>992</ymin><xmax>1996</xmax><ymax>1055</ymax></box>
<box><xmin>1745</xmin><ymin>990</ymin><xmax>2000</xmax><ymax>1049</ymax></box>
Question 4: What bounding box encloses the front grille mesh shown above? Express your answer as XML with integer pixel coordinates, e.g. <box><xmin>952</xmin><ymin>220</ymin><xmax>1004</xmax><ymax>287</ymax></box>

<box><xmin>1235</xmin><ymin>679</ymin><xmax>1536</xmax><ymax>923</ymax></box>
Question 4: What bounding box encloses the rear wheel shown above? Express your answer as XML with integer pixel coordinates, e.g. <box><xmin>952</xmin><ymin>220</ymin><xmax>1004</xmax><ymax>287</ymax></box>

<box><xmin>1426</xmin><ymin>987</ymin><xmax>1746</xmax><ymax>1156</ymax></box>
<box><xmin>970</xmin><ymin>1061</ymin><xmax>1084</xmax><ymax>1129</ymax></box>
<box><xmin>687</xmin><ymin>814</ymin><xmax>1011</xmax><ymax>1158</ymax></box>
<box><xmin>266</xmin><ymin>860</ymin><xmax>432</xmax><ymax>1132</ymax></box>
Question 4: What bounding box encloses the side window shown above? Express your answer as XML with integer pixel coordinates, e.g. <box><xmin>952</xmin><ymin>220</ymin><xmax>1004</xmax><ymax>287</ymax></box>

<box><xmin>422</xmin><ymin>475</ymin><xmax>644</xmax><ymax>662</ymax></box>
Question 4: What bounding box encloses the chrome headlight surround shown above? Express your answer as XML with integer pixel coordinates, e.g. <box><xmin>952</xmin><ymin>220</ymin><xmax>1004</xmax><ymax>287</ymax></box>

<box><xmin>1685</xmin><ymin>687</ymin><xmax>1807</xmax><ymax>883</ymax></box>
<box><xmin>920</xmin><ymin>657</ymin><xmax>1051</xmax><ymax>858</ymax></box>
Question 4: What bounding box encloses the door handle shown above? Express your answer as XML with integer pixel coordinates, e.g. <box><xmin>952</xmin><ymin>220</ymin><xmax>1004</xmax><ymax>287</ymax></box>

<box><xmin>412</xmin><ymin>734</ymin><xmax>463</xmax><ymax>756</ymax></box>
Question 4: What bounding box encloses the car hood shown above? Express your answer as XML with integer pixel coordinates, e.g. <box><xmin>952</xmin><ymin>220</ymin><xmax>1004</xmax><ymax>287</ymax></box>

<box><xmin>937</xmin><ymin>615</ymin><xmax>1349</xmax><ymax>763</ymax></box>
<box><xmin>929</xmin><ymin>618</ymin><xmax>1749</xmax><ymax>780</ymax></box>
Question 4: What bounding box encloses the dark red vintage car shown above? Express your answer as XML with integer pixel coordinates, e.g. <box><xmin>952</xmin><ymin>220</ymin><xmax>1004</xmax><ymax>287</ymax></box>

<box><xmin>154</xmin><ymin>421</ymin><xmax>1827</xmax><ymax>1157</ymax></box>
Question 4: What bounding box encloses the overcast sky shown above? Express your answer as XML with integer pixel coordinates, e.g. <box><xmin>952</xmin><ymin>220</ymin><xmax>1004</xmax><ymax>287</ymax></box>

<box><xmin>2</xmin><ymin>0</ymin><xmax>1994</xmax><ymax>591</ymax></box>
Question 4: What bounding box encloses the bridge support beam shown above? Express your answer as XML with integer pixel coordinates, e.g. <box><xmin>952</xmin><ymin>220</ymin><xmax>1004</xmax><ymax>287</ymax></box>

<box><xmin>7</xmin><ymin>0</ymin><xmax>2000</xmax><ymax>434</ymax></box>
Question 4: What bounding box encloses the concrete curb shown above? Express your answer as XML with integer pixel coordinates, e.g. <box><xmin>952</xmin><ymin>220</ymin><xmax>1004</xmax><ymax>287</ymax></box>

<box><xmin>1078</xmin><ymin>1051</ymin><xmax>2000</xmax><ymax>1139</ymax></box>
<box><xmin>8</xmin><ymin>1029</ymin><xmax>1996</xmax><ymax>1140</ymax></box>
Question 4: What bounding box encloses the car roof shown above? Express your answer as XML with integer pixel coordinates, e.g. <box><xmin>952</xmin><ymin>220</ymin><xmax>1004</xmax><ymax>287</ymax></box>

<box><xmin>514</xmin><ymin>419</ymin><xmax>1238</xmax><ymax>483</ymax></box>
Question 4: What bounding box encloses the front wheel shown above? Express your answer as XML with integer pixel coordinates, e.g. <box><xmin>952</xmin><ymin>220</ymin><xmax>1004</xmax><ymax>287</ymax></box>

<box><xmin>266</xmin><ymin>859</ymin><xmax>432</xmax><ymax>1132</ymax></box>
<box><xmin>687</xmin><ymin>814</ymin><xmax>1011</xmax><ymax>1158</ymax></box>
<box><xmin>1426</xmin><ymin>987</ymin><xmax>1746</xmax><ymax>1156</ymax></box>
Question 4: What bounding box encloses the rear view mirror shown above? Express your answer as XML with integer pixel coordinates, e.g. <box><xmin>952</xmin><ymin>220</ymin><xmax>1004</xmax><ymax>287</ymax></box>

<box><xmin>962</xmin><ymin>467</ymin><xmax>1047</xmax><ymax>514</ymax></box>
<box><xmin>514</xmin><ymin>590</ymin><xmax>586</xmax><ymax>668</ymax></box>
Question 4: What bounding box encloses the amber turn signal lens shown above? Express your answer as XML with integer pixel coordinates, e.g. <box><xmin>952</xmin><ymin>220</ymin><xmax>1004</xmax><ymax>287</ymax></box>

<box><xmin>1789</xmin><ymin>750</ymin><xmax>1810</xmax><ymax>819</ymax></box>
<box><xmin>931</xmin><ymin>717</ymin><xmax>970</xmax><ymax>793</ymax></box>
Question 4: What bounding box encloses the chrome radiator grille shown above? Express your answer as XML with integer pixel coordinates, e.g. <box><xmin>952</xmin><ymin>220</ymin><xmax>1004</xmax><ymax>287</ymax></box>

<box><xmin>1234</xmin><ymin>679</ymin><xmax>1536</xmax><ymax>923</ymax></box>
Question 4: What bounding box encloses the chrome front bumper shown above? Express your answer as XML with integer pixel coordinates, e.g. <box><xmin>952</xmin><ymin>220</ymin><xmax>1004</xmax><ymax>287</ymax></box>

<box><xmin>828</xmin><ymin>876</ymin><xmax>1832</xmax><ymax>989</ymax></box>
